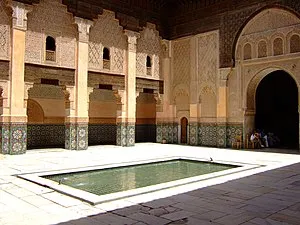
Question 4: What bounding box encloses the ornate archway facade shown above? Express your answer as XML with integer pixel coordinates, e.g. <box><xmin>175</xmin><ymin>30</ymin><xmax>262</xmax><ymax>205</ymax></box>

<box><xmin>231</xmin><ymin>8</ymin><xmax>300</xmax><ymax>148</ymax></box>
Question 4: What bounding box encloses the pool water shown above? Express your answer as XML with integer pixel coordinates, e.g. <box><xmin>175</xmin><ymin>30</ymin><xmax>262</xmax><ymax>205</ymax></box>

<box><xmin>44</xmin><ymin>160</ymin><xmax>237</xmax><ymax>196</ymax></box>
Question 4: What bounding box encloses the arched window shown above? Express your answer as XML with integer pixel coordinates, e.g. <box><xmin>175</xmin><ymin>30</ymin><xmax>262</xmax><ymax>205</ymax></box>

<box><xmin>45</xmin><ymin>36</ymin><xmax>56</xmax><ymax>61</ymax></box>
<box><xmin>273</xmin><ymin>38</ymin><xmax>283</xmax><ymax>56</ymax></box>
<box><xmin>258</xmin><ymin>41</ymin><xmax>267</xmax><ymax>58</ymax></box>
<box><xmin>290</xmin><ymin>34</ymin><xmax>300</xmax><ymax>53</ymax></box>
<box><xmin>243</xmin><ymin>43</ymin><xmax>252</xmax><ymax>60</ymax></box>
<box><xmin>103</xmin><ymin>47</ymin><xmax>110</xmax><ymax>60</ymax></box>
<box><xmin>146</xmin><ymin>56</ymin><xmax>151</xmax><ymax>67</ymax></box>
<box><xmin>146</xmin><ymin>55</ymin><xmax>152</xmax><ymax>75</ymax></box>
<box><xmin>103</xmin><ymin>47</ymin><xmax>110</xmax><ymax>69</ymax></box>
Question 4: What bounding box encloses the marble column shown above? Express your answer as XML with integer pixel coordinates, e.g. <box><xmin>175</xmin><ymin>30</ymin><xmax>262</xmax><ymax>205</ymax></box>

<box><xmin>65</xmin><ymin>18</ymin><xmax>92</xmax><ymax>150</ymax></box>
<box><xmin>217</xmin><ymin>71</ymin><xmax>229</xmax><ymax>148</ymax></box>
<box><xmin>0</xmin><ymin>2</ymin><xmax>30</xmax><ymax>154</ymax></box>
<box><xmin>115</xmin><ymin>31</ymin><xmax>139</xmax><ymax>147</ymax></box>
<box><xmin>156</xmin><ymin>40</ymin><xmax>178</xmax><ymax>144</ymax></box>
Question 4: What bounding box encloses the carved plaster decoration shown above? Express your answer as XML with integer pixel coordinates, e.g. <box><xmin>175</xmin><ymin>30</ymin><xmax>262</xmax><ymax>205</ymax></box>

<box><xmin>0</xmin><ymin>2</ymin><xmax>10</xmax><ymax>60</ymax></box>
<box><xmin>136</xmin><ymin>23</ymin><xmax>161</xmax><ymax>79</ymax></box>
<box><xmin>28</xmin><ymin>84</ymin><xmax>65</xmax><ymax>100</ymax></box>
<box><xmin>197</xmin><ymin>31</ymin><xmax>218</xmax><ymax>98</ymax></box>
<box><xmin>125</xmin><ymin>30</ymin><xmax>140</xmax><ymax>52</ymax></box>
<box><xmin>161</xmin><ymin>40</ymin><xmax>170</xmax><ymax>58</ymax></box>
<box><xmin>237</xmin><ymin>9</ymin><xmax>300</xmax><ymax>62</ymax></box>
<box><xmin>10</xmin><ymin>1</ymin><xmax>32</xmax><ymax>30</ymax></box>
<box><xmin>89</xmin><ymin>10</ymin><xmax>127</xmax><ymax>73</ymax></box>
<box><xmin>242</xmin><ymin>9</ymin><xmax>300</xmax><ymax>36</ymax></box>
<box><xmin>25</xmin><ymin>0</ymin><xmax>76</xmax><ymax>68</ymax></box>
<box><xmin>172</xmin><ymin>38</ymin><xmax>190</xmax><ymax>90</ymax></box>
<box><xmin>75</xmin><ymin>17</ymin><xmax>93</xmax><ymax>43</ymax></box>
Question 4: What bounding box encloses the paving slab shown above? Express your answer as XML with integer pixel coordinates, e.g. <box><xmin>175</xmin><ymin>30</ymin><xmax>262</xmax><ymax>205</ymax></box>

<box><xmin>0</xmin><ymin>144</ymin><xmax>300</xmax><ymax>225</ymax></box>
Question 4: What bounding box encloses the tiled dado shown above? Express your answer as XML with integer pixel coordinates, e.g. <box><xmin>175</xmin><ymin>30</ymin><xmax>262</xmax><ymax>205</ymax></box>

<box><xmin>88</xmin><ymin>124</ymin><xmax>117</xmax><ymax>145</ymax></box>
<box><xmin>65</xmin><ymin>123</ymin><xmax>88</xmax><ymax>150</ymax></box>
<box><xmin>226</xmin><ymin>123</ymin><xmax>243</xmax><ymax>148</ymax></box>
<box><xmin>198</xmin><ymin>123</ymin><xmax>218</xmax><ymax>147</ymax></box>
<box><xmin>191</xmin><ymin>123</ymin><xmax>227</xmax><ymax>148</ymax></box>
<box><xmin>0</xmin><ymin>123</ymin><xmax>27</xmax><ymax>155</ymax></box>
<box><xmin>27</xmin><ymin>124</ymin><xmax>65</xmax><ymax>149</ymax></box>
<box><xmin>117</xmin><ymin>123</ymin><xmax>135</xmax><ymax>147</ymax></box>
<box><xmin>156</xmin><ymin>123</ymin><xmax>178</xmax><ymax>144</ymax></box>
<box><xmin>135</xmin><ymin>124</ymin><xmax>156</xmax><ymax>143</ymax></box>
<box><xmin>189</xmin><ymin>122</ymin><xmax>198</xmax><ymax>146</ymax></box>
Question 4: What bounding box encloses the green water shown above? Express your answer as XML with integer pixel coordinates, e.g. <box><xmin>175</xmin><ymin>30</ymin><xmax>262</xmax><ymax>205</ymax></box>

<box><xmin>44</xmin><ymin>160</ymin><xmax>237</xmax><ymax>196</ymax></box>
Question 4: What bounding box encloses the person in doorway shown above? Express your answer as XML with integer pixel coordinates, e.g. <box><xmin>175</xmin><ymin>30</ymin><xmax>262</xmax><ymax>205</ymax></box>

<box><xmin>259</xmin><ymin>130</ymin><xmax>269</xmax><ymax>148</ymax></box>
<box><xmin>250</xmin><ymin>130</ymin><xmax>264</xmax><ymax>147</ymax></box>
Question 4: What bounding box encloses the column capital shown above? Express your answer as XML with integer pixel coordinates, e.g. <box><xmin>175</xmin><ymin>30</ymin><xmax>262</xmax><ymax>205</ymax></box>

<box><xmin>124</xmin><ymin>30</ymin><xmax>140</xmax><ymax>52</ymax></box>
<box><xmin>10</xmin><ymin>1</ymin><xmax>32</xmax><ymax>30</ymax></box>
<box><xmin>74</xmin><ymin>17</ymin><xmax>93</xmax><ymax>43</ymax></box>
<box><xmin>161</xmin><ymin>39</ymin><xmax>171</xmax><ymax>58</ymax></box>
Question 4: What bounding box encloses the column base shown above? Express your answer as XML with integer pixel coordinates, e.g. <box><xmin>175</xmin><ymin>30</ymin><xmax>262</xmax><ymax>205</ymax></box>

<box><xmin>117</xmin><ymin>122</ymin><xmax>135</xmax><ymax>147</ymax></box>
<box><xmin>65</xmin><ymin>123</ymin><xmax>88</xmax><ymax>150</ymax></box>
<box><xmin>0</xmin><ymin>123</ymin><xmax>27</xmax><ymax>155</ymax></box>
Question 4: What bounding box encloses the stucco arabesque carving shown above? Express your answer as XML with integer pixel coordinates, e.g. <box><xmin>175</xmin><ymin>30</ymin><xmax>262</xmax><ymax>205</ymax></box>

<box><xmin>136</xmin><ymin>24</ymin><xmax>162</xmax><ymax>78</ymax></box>
<box><xmin>75</xmin><ymin>17</ymin><xmax>93</xmax><ymax>43</ymax></box>
<box><xmin>197</xmin><ymin>32</ymin><xmax>218</xmax><ymax>98</ymax></box>
<box><xmin>125</xmin><ymin>30</ymin><xmax>140</xmax><ymax>52</ymax></box>
<box><xmin>10</xmin><ymin>1</ymin><xmax>32</xmax><ymax>30</ymax></box>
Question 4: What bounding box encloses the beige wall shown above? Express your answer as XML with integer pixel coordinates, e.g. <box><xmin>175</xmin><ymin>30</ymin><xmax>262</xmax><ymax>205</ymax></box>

<box><xmin>89</xmin><ymin>89</ymin><xmax>117</xmax><ymax>124</ymax></box>
<box><xmin>136</xmin><ymin>93</ymin><xmax>156</xmax><ymax>124</ymax></box>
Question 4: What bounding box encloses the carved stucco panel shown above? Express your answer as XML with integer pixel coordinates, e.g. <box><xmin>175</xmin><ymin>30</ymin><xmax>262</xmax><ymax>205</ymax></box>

<box><xmin>197</xmin><ymin>31</ymin><xmax>218</xmax><ymax>95</ymax></box>
<box><xmin>0</xmin><ymin>2</ymin><xmax>10</xmax><ymax>60</ymax></box>
<box><xmin>89</xmin><ymin>10</ymin><xmax>126</xmax><ymax>74</ymax></box>
<box><xmin>243</xmin><ymin>9</ymin><xmax>300</xmax><ymax>36</ymax></box>
<box><xmin>25</xmin><ymin>0</ymin><xmax>76</xmax><ymax>68</ymax></box>
<box><xmin>136</xmin><ymin>24</ymin><xmax>161</xmax><ymax>79</ymax></box>
<box><xmin>172</xmin><ymin>38</ymin><xmax>190</xmax><ymax>90</ymax></box>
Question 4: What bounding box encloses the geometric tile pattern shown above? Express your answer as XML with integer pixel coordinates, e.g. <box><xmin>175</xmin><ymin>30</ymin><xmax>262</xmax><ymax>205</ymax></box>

<box><xmin>88</xmin><ymin>124</ymin><xmax>117</xmax><ymax>145</ymax></box>
<box><xmin>0</xmin><ymin>123</ymin><xmax>27</xmax><ymax>155</ymax></box>
<box><xmin>198</xmin><ymin>123</ymin><xmax>218</xmax><ymax>147</ymax></box>
<box><xmin>117</xmin><ymin>123</ymin><xmax>135</xmax><ymax>147</ymax></box>
<box><xmin>135</xmin><ymin>124</ymin><xmax>156</xmax><ymax>143</ymax></box>
<box><xmin>65</xmin><ymin>123</ymin><xmax>88</xmax><ymax>150</ymax></box>
<box><xmin>27</xmin><ymin>124</ymin><xmax>64</xmax><ymax>149</ymax></box>
<box><xmin>217</xmin><ymin>124</ymin><xmax>227</xmax><ymax>148</ymax></box>
<box><xmin>156</xmin><ymin>123</ymin><xmax>178</xmax><ymax>144</ymax></box>
<box><xmin>226</xmin><ymin>123</ymin><xmax>243</xmax><ymax>148</ymax></box>
<box><xmin>189</xmin><ymin>122</ymin><xmax>198</xmax><ymax>146</ymax></box>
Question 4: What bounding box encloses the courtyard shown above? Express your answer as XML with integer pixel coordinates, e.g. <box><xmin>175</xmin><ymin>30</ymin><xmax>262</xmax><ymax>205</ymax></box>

<box><xmin>1</xmin><ymin>144</ymin><xmax>300</xmax><ymax>225</ymax></box>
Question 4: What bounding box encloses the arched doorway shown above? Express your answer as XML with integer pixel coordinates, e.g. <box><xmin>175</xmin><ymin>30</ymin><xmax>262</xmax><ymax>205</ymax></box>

<box><xmin>180</xmin><ymin>117</ymin><xmax>188</xmax><ymax>144</ymax></box>
<box><xmin>255</xmin><ymin>70</ymin><xmax>299</xmax><ymax>149</ymax></box>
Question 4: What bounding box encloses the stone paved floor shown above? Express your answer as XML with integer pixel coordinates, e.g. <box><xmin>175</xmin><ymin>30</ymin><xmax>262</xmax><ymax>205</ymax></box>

<box><xmin>1</xmin><ymin>144</ymin><xmax>300</xmax><ymax>225</ymax></box>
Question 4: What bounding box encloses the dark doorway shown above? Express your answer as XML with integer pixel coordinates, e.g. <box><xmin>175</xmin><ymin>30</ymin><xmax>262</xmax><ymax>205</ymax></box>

<box><xmin>181</xmin><ymin>117</ymin><xmax>188</xmax><ymax>144</ymax></box>
<box><xmin>255</xmin><ymin>70</ymin><xmax>299</xmax><ymax>149</ymax></box>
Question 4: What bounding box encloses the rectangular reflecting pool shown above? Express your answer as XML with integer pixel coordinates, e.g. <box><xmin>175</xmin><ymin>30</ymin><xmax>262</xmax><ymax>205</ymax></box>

<box><xmin>43</xmin><ymin>159</ymin><xmax>237</xmax><ymax>196</ymax></box>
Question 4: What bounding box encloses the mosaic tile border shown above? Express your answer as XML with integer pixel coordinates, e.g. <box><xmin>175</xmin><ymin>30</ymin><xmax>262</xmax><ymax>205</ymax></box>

<box><xmin>0</xmin><ymin>123</ymin><xmax>27</xmax><ymax>155</ymax></box>
<box><xmin>65</xmin><ymin>123</ymin><xmax>88</xmax><ymax>150</ymax></box>
<box><xmin>156</xmin><ymin>123</ymin><xmax>178</xmax><ymax>144</ymax></box>
<box><xmin>117</xmin><ymin>122</ymin><xmax>135</xmax><ymax>147</ymax></box>
<box><xmin>135</xmin><ymin>124</ymin><xmax>156</xmax><ymax>143</ymax></box>
<box><xmin>226</xmin><ymin>123</ymin><xmax>243</xmax><ymax>148</ymax></box>
<box><xmin>88</xmin><ymin>124</ymin><xmax>117</xmax><ymax>145</ymax></box>
<box><xmin>27</xmin><ymin>124</ymin><xmax>65</xmax><ymax>149</ymax></box>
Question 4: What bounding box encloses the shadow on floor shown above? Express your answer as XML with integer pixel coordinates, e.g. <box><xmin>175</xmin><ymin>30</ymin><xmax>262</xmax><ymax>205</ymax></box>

<box><xmin>57</xmin><ymin>163</ymin><xmax>300</xmax><ymax>225</ymax></box>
